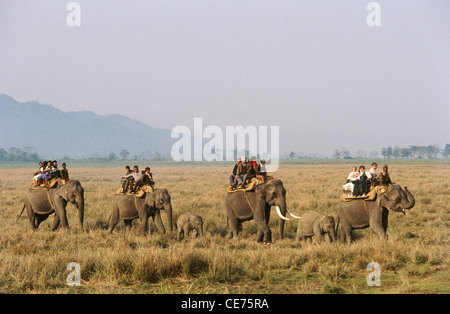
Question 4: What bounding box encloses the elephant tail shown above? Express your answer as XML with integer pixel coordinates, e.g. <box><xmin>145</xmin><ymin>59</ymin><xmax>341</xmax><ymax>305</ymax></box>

<box><xmin>13</xmin><ymin>205</ymin><xmax>26</xmax><ymax>225</ymax></box>
<box><xmin>102</xmin><ymin>213</ymin><xmax>112</xmax><ymax>230</ymax></box>
<box><xmin>335</xmin><ymin>216</ymin><xmax>340</xmax><ymax>237</ymax></box>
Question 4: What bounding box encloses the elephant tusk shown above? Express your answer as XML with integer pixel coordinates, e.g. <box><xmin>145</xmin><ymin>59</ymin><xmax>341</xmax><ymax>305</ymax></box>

<box><xmin>275</xmin><ymin>206</ymin><xmax>290</xmax><ymax>221</ymax></box>
<box><xmin>286</xmin><ymin>208</ymin><xmax>301</xmax><ymax>219</ymax></box>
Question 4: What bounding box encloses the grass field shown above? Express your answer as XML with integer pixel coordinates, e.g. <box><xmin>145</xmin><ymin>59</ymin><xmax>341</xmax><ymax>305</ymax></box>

<box><xmin>0</xmin><ymin>162</ymin><xmax>449</xmax><ymax>294</ymax></box>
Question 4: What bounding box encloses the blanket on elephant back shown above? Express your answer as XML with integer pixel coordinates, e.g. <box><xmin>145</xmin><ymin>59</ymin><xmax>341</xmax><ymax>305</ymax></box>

<box><xmin>227</xmin><ymin>176</ymin><xmax>272</xmax><ymax>193</ymax></box>
<box><xmin>116</xmin><ymin>184</ymin><xmax>154</xmax><ymax>198</ymax></box>
<box><xmin>29</xmin><ymin>178</ymin><xmax>66</xmax><ymax>190</ymax></box>
<box><xmin>340</xmin><ymin>186</ymin><xmax>388</xmax><ymax>202</ymax></box>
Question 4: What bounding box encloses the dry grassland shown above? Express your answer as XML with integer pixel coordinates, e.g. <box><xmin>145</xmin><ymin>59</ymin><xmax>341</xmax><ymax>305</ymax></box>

<box><xmin>0</xmin><ymin>162</ymin><xmax>449</xmax><ymax>293</ymax></box>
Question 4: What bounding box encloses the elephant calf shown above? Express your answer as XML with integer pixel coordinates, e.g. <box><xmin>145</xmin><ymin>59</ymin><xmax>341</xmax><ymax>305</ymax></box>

<box><xmin>297</xmin><ymin>211</ymin><xmax>336</xmax><ymax>244</ymax></box>
<box><xmin>177</xmin><ymin>212</ymin><xmax>204</xmax><ymax>241</ymax></box>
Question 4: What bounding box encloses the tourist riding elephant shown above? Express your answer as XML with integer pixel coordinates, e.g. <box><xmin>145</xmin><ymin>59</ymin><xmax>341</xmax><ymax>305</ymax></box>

<box><xmin>336</xmin><ymin>185</ymin><xmax>415</xmax><ymax>245</ymax></box>
<box><xmin>107</xmin><ymin>188</ymin><xmax>173</xmax><ymax>235</ymax></box>
<box><xmin>297</xmin><ymin>211</ymin><xmax>336</xmax><ymax>244</ymax></box>
<box><xmin>224</xmin><ymin>179</ymin><xmax>300</xmax><ymax>243</ymax></box>
<box><xmin>18</xmin><ymin>180</ymin><xmax>85</xmax><ymax>231</ymax></box>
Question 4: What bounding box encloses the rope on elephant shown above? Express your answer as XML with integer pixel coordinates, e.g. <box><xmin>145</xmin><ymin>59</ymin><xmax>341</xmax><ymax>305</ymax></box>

<box><xmin>243</xmin><ymin>190</ymin><xmax>255</xmax><ymax>212</ymax></box>
<box><xmin>46</xmin><ymin>189</ymin><xmax>55</xmax><ymax>210</ymax></box>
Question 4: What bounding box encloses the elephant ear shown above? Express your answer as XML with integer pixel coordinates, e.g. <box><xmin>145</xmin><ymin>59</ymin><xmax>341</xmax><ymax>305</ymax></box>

<box><xmin>377</xmin><ymin>194</ymin><xmax>390</xmax><ymax>208</ymax></box>
<box><xmin>145</xmin><ymin>192</ymin><xmax>156</xmax><ymax>207</ymax></box>
<box><xmin>255</xmin><ymin>184</ymin><xmax>266</xmax><ymax>199</ymax></box>
<box><xmin>57</xmin><ymin>183</ymin><xmax>70</xmax><ymax>201</ymax></box>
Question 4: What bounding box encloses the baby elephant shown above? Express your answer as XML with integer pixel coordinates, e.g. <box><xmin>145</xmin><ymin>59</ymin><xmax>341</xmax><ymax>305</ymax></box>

<box><xmin>177</xmin><ymin>212</ymin><xmax>204</xmax><ymax>241</ymax></box>
<box><xmin>297</xmin><ymin>211</ymin><xmax>336</xmax><ymax>244</ymax></box>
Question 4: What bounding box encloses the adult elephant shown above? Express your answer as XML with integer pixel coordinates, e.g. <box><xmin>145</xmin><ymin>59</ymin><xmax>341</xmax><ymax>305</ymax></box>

<box><xmin>336</xmin><ymin>185</ymin><xmax>415</xmax><ymax>244</ymax></box>
<box><xmin>107</xmin><ymin>188</ymin><xmax>173</xmax><ymax>235</ymax></box>
<box><xmin>18</xmin><ymin>180</ymin><xmax>85</xmax><ymax>231</ymax></box>
<box><xmin>224</xmin><ymin>179</ymin><xmax>299</xmax><ymax>243</ymax></box>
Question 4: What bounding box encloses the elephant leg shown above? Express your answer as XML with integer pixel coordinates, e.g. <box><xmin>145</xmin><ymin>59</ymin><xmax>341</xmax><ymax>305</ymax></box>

<box><xmin>50</xmin><ymin>214</ymin><xmax>60</xmax><ymax>231</ymax></box>
<box><xmin>227</xmin><ymin>215</ymin><xmax>239</xmax><ymax>239</ymax></box>
<box><xmin>256</xmin><ymin>227</ymin><xmax>264</xmax><ymax>243</ymax></box>
<box><xmin>314</xmin><ymin>228</ymin><xmax>324</xmax><ymax>244</ymax></box>
<box><xmin>153</xmin><ymin>210</ymin><xmax>166</xmax><ymax>234</ymax></box>
<box><xmin>55</xmin><ymin>207</ymin><xmax>69</xmax><ymax>229</ymax></box>
<box><xmin>254</xmin><ymin>209</ymin><xmax>271</xmax><ymax>243</ymax></box>
<box><xmin>26</xmin><ymin>205</ymin><xmax>36</xmax><ymax>231</ymax></box>
<box><xmin>370</xmin><ymin>220</ymin><xmax>387</xmax><ymax>241</ymax></box>
<box><xmin>139</xmin><ymin>210</ymin><xmax>149</xmax><ymax>236</ymax></box>
<box><xmin>124</xmin><ymin>219</ymin><xmax>133</xmax><ymax>233</ymax></box>
<box><xmin>107</xmin><ymin>203</ymin><xmax>120</xmax><ymax>234</ymax></box>
<box><xmin>177</xmin><ymin>229</ymin><xmax>184</xmax><ymax>241</ymax></box>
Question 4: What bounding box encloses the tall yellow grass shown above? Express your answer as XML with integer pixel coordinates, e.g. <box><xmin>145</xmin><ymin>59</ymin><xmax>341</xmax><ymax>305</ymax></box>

<box><xmin>0</xmin><ymin>163</ymin><xmax>448</xmax><ymax>293</ymax></box>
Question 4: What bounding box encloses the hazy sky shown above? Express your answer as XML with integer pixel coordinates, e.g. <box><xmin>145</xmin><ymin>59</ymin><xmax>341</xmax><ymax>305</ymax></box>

<box><xmin>1</xmin><ymin>0</ymin><xmax>449</xmax><ymax>156</ymax></box>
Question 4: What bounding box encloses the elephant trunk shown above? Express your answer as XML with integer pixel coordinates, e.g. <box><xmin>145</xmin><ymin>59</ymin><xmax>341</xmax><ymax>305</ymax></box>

<box><xmin>329</xmin><ymin>230</ymin><xmax>336</xmax><ymax>243</ymax></box>
<box><xmin>276</xmin><ymin>200</ymin><xmax>287</xmax><ymax>239</ymax></box>
<box><xmin>165</xmin><ymin>202</ymin><xmax>173</xmax><ymax>232</ymax></box>
<box><xmin>401</xmin><ymin>187</ymin><xmax>415</xmax><ymax>210</ymax></box>
<box><xmin>76</xmin><ymin>191</ymin><xmax>85</xmax><ymax>229</ymax></box>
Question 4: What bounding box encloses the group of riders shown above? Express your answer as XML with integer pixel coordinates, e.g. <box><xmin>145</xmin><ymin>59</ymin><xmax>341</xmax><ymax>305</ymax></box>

<box><xmin>343</xmin><ymin>162</ymin><xmax>393</xmax><ymax>197</ymax></box>
<box><xmin>33</xmin><ymin>160</ymin><xmax>69</xmax><ymax>186</ymax></box>
<box><xmin>228</xmin><ymin>156</ymin><xmax>267</xmax><ymax>190</ymax></box>
<box><xmin>31</xmin><ymin>159</ymin><xmax>393</xmax><ymax>197</ymax></box>
<box><xmin>120</xmin><ymin>165</ymin><xmax>155</xmax><ymax>193</ymax></box>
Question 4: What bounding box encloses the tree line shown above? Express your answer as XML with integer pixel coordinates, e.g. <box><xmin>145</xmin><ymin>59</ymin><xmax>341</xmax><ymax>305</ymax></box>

<box><xmin>0</xmin><ymin>147</ymin><xmax>40</xmax><ymax>162</ymax></box>
<box><xmin>332</xmin><ymin>144</ymin><xmax>450</xmax><ymax>160</ymax></box>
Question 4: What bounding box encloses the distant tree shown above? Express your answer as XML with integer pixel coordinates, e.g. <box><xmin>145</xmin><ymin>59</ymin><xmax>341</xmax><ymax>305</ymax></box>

<box><xmin>333</xmin><ymin>149</ymin><xmax>341</xmax><ymax>159</ymax></box>
<box><xmin>393</xmin><ymin>146</ymin><xmax>401</xmax><ymax>159</ymax></box>
<box><xmin>356</xmin><ymin>149</ymin><xmax>366</xmax><ymax>158</ymax></box>
<box><xmin>369</xmin><ymin>150</ymin><xmax>379</xmax><ymax>159</ymax></box>
<box><xmin>108</xmin><ymin>153</ymin><xmax>118</xmax><ymax>160</ymax></box>
<box><xmin>153</xmin><ymin>151</ymin><xmax>162</xmax><ymax>161</ymax></box>
<box><xmin>0</xmin><ymin>148</ymin><xmax>7</xmax><ymax>161</ymax></box>
<box><xmin>119</xmin><ymin>149</ymin><xmax>130</xmax><ymax>160</ymax></box>
<box><xmin>443</xmin><ymin>144</ymin><xmax>450</xmax><ymax>158</ymax></box>
<box><xmin>342</xmin><ymin>148</ymin><xmax>352</xmax><ymax>159</ymax></box>
<box><xmin>386</xmin><ymin>147</ymin><xmax>393</xmax><ymax>159</ymax></box>
<box><xmin>425</xmin><ymin>145</ymin><xmax>440</xmax><ymax>159</ymax></box>
<box><xmin>381</xmin><ymin>147</ymin><xmax>387</xmax><ymax>159</ymax></box>
<box><xmin>289</xmin><ymin>151</ymin><xmax>297</xmax><ymax>159</ymax></box>
<box><xmin>400</xmin><ymin>147</ymin><xmax>411</xmax><ymax>159</ymax></box>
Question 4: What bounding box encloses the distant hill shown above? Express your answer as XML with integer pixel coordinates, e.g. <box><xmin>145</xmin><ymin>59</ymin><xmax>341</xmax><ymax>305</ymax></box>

<box><xmin>0</xmin><ymin>94</ymin><xmax>174</xmax><ymax>159</ymax></box>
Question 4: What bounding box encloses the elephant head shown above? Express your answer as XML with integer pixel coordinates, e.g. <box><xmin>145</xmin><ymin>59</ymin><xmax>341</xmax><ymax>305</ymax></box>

<box><xmin>189</xmin><ymin>215</ymin><xmax>204</xmax><ymax>237</ymax></box>
<box><xmin>378</xmin><ymin>185</ymin><xmax>415</xmax><ymax>214</ymax></box>
<box><xmin>145</xmin><ymin>188</ymin><xmax>173</xmax><ymax>232</ymax></box>
<box><xmin>320</xmin><ymin>216</ymin><xmax>336</xmax><ymax>242</ymax></box>
<box><xmin>256</xmin><ymin>179</ymin><xmax>291</xmax><ymax>238</ymax></box>
<box><xmin>57</xmin><ymin>180</ymin><xmax>85</xmax><ymax>227</ymax></box>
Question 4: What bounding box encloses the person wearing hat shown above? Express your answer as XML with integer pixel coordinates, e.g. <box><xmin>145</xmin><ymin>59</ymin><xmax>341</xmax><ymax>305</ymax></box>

<box><xmin>379</xmin><ymin>164</ymin><xmax>394</xmax><ymax>187</ymax></box>
<box><xmin>229</xmin><ymin>159</ymin><xmax>241</xmax><ymax>189</ymax></box>
<box><xmin>236</xmin><ymin>156</ymin><xmax>256</xmax><ymax>187</ymax></box>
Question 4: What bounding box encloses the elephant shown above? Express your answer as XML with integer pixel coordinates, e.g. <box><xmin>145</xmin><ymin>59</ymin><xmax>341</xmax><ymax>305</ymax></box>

<box><xmin>107</xmin><ymin>188</ymin><xmax>173</xmax><ymax>235</ymax></box>
<box><xmin>296</xmin><ymin>211</ymin><xmax>336</xmax><ymax>244</ymax></box>
<box><xmin>224</xmin><ymin>179</ymin><xmax>300</xmax><ymax>243</ymax></box>
<box><xmin>176</xmin><ymin>212</ymin><xmax>204</xmax><ymax>241</ymax></box>
<box><xmin>336</xmin><ymin>185</ymin><xmax>415</xmax><ymax>244</ymax></box>
<box><xmin>18</xmin><ymin>180</ymin><xmax>85</xmax><ymax>231</ymax></box>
